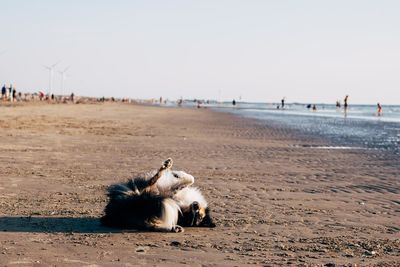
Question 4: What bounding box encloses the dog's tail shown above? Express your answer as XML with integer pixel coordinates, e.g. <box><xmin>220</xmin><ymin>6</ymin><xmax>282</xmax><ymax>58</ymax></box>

<box><xmin>107</xmin><ymin>183</ymin><xmax>139</xmax><ymax>200</ymax></box>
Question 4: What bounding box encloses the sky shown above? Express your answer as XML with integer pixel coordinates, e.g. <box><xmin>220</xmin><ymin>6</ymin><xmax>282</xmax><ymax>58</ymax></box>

<box><xmin>0</xmin><ymin>0</ymin><xmax>399</xmax><ymax>104</ymax></box>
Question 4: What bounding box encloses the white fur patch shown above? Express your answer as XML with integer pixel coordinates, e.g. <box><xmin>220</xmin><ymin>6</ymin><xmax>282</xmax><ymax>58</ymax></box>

<box><xmin>156</xmin><ymin>170</ymin><xmax>194</xmax><ymax>192</ymax></box>
<box><xmin>173</xmin><ymin>187</ymin><xmax>208</xmax><ymax>209</ymax></box>
<box><xmin>160</xmin><ymin>198</ymin><xmax>180</xmax><ymax>230</ymax></box>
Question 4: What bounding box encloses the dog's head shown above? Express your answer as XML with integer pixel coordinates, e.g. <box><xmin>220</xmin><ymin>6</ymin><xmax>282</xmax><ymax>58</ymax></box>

<box><xmin>174</xmin><ymin>187</ymin><xmax>216</xmax><ymax>228</ymax></box>
<box><xmin>156</xmin><ymin>170</ymin><xmax>194</xmax><ymax>192</ymax></box>
<box><xmin>179</xmin><ymin>201</ymin><xmax>216</xmax><ymax>227</ymax></box>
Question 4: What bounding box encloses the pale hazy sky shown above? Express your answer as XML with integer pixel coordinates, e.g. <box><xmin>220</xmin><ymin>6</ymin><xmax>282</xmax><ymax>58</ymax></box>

<box><xmin>1</xmin><ymin>0</ymin><xmax>399</xmax><ymax>104</ymax></box>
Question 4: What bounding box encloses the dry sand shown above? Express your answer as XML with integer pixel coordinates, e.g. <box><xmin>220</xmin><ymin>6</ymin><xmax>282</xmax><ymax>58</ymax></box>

<box><xmin>0</xmin><ymin>103</ymin><xmax>399</xmax><ymax>266</ymax></box>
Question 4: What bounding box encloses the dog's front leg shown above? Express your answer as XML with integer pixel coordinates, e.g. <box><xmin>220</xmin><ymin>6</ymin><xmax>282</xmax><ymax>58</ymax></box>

<box><xmin>147</xmin><ymin>158</ymin><xmax>173</xmax><ymax>187</ymax></box>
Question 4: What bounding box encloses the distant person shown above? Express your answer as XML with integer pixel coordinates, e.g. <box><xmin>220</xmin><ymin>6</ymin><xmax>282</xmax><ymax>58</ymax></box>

<box><xmin>159</xmin><ymin>97</ymin><xmax>163</xmax><ymax>105</ymax></box>
<box><xmin>12</xmin><ymin>88</ymin><xmax>16</xmax><ymax>102</ymax></box>
<box><xmin>344</xmin><ymin>95</ymin><xmax>349</xmax><ymax>111</ymax></box>
<box><xmin>377</xmin><ymin>103</ymin><xmax>383</xmax><ymax>116</ymax></box>
<box><xmin>1</xmin><ymin>85</ymin><xmax>6</xmax><ymax>100</ymax></box>
<box><xmin>336</xmin><ymin>100</ymin><xmax>341</xmax><ymax>109</ymax></box>
<box><xmin>306</xmin><ymin>104</ymin><xmax>311</xmax><ymax>109</ymax></box>
<box><xmin>232</xmin><ymin>99</ymin><xmax>236</xmax><ymax>106</ymax></box>
<box><xmin>5</xmin><ymin>85</ymin><xmax>9</xmax><ymax>100</ymax></box>
<box><xmin>312</xmin><ymin>104</ymin><xmax>317</xmax><ymax>111</ymax></box>
<box><xmin>281</xmin><ymin>98</ymin><xmax>285</xmax><ymax>109</ymax></box>
<box><xmin>9</xmin><ymin>85</ymin><xmax>13</xmax><ymax>102</ymax></box>
<box><xmin>177</xmin><ymin>98</ymin><xmax>183</xmax><ymax>107</ymax></box>
<box><xmin>70</xmin><ymin>92</ymin><xmax>75</xmax><ymax>102</ymax></box>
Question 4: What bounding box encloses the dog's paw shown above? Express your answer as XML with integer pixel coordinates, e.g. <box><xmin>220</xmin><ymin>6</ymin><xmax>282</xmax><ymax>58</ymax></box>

<box><xmin>162</xmin><ymin>158</ymin><xmax>173</xmax><ymax>170</ymax></box>
<box><xmin>171</xmin><ymin>225</ymin><xmax>184</xmax><ymax>233</ymax></box>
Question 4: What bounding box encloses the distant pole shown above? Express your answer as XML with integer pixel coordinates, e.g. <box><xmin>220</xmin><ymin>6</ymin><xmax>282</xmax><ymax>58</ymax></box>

<box><xmin>43</xmin><ymin>61</ymin><xmax>60</xmax><ymax>94</ymax></box>
<box><xmin>59</xmin><ymin>66</ymin><xmax>69</xmax><ymax>96</ymax></box>
<box><xmin>49</xmin><ymin>70</ymin><xmax>53</xmax><ymax>93</ymax></box>
<box><xmin>61</xmin><ymin>74</ymin><xmax>63</xmax><ymax>95</ymax></box>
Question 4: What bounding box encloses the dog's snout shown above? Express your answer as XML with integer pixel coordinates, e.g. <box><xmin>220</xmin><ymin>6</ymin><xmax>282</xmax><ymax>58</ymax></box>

<box><xmin>186</xmin><ymin>175</ymin><xmax>194</xmax><ymax>185</ymax></box>
<box><xmin>192</xmin><ymin>201</ymin><xmax>200</xmax><ymax>211</ymax></box>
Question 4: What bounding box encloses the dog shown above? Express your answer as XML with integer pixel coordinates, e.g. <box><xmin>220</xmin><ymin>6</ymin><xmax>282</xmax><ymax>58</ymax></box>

<box><xmin>101</xmin><ymin>158</ymin><xmax>215</xmax><ymax>232</ymax></box>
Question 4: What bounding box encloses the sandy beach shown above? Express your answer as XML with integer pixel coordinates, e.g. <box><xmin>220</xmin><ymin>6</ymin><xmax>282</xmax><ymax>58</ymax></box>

<box><xmin>0</xmin><ymin>102</ymin><xmax>399</xmax><ymax>266</ymax></box>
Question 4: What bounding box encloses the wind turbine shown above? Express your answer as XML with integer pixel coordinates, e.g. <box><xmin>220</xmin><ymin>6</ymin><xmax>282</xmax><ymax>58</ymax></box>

<box><xmin>58</xmin><ymin>66</ymin><xmax>70</xmax><ymax>96</ymax></box>
<box><xmin>43</xmin><ymin>61</ymin><xmax>60</xmax><ymax>93</ymax></box>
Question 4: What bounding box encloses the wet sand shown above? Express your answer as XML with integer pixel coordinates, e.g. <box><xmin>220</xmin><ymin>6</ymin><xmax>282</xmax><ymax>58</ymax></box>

<box><xmin>0</xmin><ymin>103</ymin><xmax>399</xmax><ymax>266</ymax></box>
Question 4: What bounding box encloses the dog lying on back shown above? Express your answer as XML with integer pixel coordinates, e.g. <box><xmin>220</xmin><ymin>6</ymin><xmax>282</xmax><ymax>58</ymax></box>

<box><xmin>101</xmin><ymin>158</ymin><xmax>215</xmax><ymax>232</ymax></box>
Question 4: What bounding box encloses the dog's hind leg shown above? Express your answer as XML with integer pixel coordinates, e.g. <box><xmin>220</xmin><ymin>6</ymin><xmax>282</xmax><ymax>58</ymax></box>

<box><xmin>149</xmin><ymin>197</ymin><xmax>183</xmax><ymax>232</ymax></box>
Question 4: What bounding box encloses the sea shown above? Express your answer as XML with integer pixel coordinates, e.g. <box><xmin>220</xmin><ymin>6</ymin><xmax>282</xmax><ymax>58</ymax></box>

<box><xmin>169</xmin><ymin>101</ymin><xmax>400</xmax><ymax>156</ymax></box>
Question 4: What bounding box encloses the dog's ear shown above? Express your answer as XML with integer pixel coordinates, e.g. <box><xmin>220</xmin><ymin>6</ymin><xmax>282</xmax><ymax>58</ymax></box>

<box><xmin>199</xmin><ymin>207</ymin><xmax>216</xmax><ymax>228</ymax></box>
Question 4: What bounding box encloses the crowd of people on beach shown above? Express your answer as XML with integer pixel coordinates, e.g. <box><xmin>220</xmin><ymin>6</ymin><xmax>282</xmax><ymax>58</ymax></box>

<box><xmin>335</xmin><ymin>95</ymin><xmax>382</xmax><ymax>116</ymax></box>
<box><xmin>0</xmin><ymin>83</ymin><xmax>137</xmax><ymax>105</ymax></box>
<box><xmin>1</xmin><ymin>84</ymin><xmax>19</xmax><ymax>102</ymax></box>
<box><xmin>173</xmin><ymin>95</ymin><xmax>384</xmax><ymax>117</ymax></box>
<box><xmin>2</xmin><ymin>86</ymin><xmax>386</xmax><ymax>117</ymax></box>
<box><xmin>275</xmin><ymin>94</ymin><xmax>384</xmax><ymax>116</ymax></box>
<box><xmin>1</xmin><ymin>84</ymin><xmax>75</xmax><ymax>104</ymax></box>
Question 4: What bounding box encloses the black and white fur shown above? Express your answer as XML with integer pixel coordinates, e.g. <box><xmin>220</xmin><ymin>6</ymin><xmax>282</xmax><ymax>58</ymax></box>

<box><xmin>174</xmin><ymin>187</ymin><xmax>215</xmax><ymax>228</ymax></box>
<box><xmin>101</xmin><ymin>158</ymin><xmax>215</xmax><ymax>232</ymax></box>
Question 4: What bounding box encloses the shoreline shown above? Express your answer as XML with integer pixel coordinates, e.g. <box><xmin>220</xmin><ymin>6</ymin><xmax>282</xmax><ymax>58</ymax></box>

<box><xmin>218</xmin><ymin>106</ymin><xmax>400</xmax><ymax>158</ymax></box>
<box><xmin>0</xmin><ymin>102</ymin><xmax>399</xmax><ymax>266</ymax></box>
